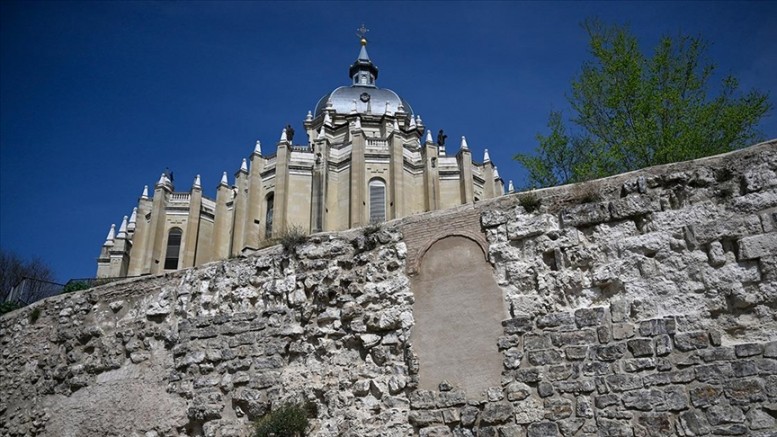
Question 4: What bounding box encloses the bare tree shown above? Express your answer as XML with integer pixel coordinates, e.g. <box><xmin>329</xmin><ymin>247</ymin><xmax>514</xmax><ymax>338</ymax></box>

<box><xmin>0</xmin><ymin>249</ymin><xmax>57</xmax><ymax>303</ymax></box>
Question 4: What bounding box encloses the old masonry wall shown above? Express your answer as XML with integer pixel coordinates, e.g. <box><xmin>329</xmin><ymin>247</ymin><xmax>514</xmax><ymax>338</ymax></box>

<box><xmin>1</xmin><ymin>140</ymin><xmax>776</xmax><ymax>437</ymax></box>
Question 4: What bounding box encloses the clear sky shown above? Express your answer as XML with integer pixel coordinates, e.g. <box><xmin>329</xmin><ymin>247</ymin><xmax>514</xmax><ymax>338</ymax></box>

<box><xmin>1</xmin><ymin>1</ymin><xmax>775</xmax><ymax>282</ymax></box>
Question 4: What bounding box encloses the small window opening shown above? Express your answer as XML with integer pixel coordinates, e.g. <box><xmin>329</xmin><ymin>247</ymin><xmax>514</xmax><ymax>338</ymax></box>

<box><xmin>164</xmin><ymin>228</ymin><xmax>182</xmax><ymax>270</ymax></box>
<box><xmin>265</xmin><ymin>193</ymin><xmax>274</xmax><ymax>237</ymax></box>
<box><xmin>369</xmin><ymin>179</ymin><xmax>386</xmax><ymax>222</ymax></box>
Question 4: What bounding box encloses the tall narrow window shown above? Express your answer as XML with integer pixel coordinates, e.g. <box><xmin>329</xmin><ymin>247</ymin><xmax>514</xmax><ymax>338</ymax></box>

<box><xmin>164</xmin><ymin>228</ymin><xmax>182</xmax><ymax>270</ymax></box>
<box><xmin>369</xmin><ymin>178</ymin><xmax>386</xmax><ymax>223</ymax></box>
<box><xmin>265</xmin><ymin>193</ymin><xmax>274</xmax><ymax>237</ymax></box>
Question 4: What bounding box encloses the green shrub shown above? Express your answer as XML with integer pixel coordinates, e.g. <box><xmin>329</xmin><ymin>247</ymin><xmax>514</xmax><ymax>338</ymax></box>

<box><xmin>63</xmin><ymin>281</ymin><xmax>91</xmax><ymax>293</ymax></box>
<box><xmin>577</xmin><ymin>185</ymin><xmax>602</xmax><ymax>204</ymax></box>
<box><xmin>519</xmin><ymin>192</ymin><xmax>541</xmax><ymax>213</ymax></box>
<box><xmin>0</xmin><ymin>301</ymin><xmax>24</xmax><ymax>315</ymax></box>
<box><xmin>29</xmin><ymin>307</ymin><xmax>41</xmax><ymax>324</ymax></box>
<box><xmin>279</xmin><ymin>226</ymin><xmax>307</xmax><ymax>253</ymax></box>
<box><xmin>254</xmin><ymin>403</ymin><xmax>309</xmax><ymax>437</ymax></box>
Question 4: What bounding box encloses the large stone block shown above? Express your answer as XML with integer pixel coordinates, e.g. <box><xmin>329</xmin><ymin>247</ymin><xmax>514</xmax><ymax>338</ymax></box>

<box><xmin>689</xmin><ymin>215</ymin><xmax>762</xmax><ymax>245</ymax></box>
<box><xmin>527</xmin><ymin>421</ymin><xmax>560</xmax><ymax>437</ymax></box>
<box><xmin>638</xmin><ymin>319</ymin><xmax>676</xmax><ymax>337</ymax></box>
<box><xmin>738</xmin><ymin>233</ymin><xmax>777</xmax><ymax>259</ymax></box>
<box><xmin>543</xmin><ymin>398</ymin><xmax>573</xmax><ymax>420</ymax></box>
<box><xmin>536</xmin><ymin>312</ymin><xmax>575</xmax><ymax>330</ymax></box>
<box><xmin>507</xmin><ymin>213</ymin><xmax>559</xmax><ymax>241</ymax></box>
<box><xmin>595</xmin><ymin>343</ymin><xmax>627</xmax><ymax>361</ymax></box>
<box><xmin>574</xmin><ymin>307</ymin><xmax>607</xmax><ymax>328</ymax></box>
<box><xmin>627</xmin><ymin>339</ymin><xmax>654</xmax><ymax>357</ymax></box>
<box><xmin>610</xmin><ymin>195</ymin><xmax>658</xmax><ymax>219</ymax></box>
<box><xmin>481</xmin><ymin>402</ymin><xmax>513</xmax><ymax>425</ymax></box>
<box><xmin>636</xmin><ymin>412</ymin><xmax>674</xmax><ymax>436</ymax></box>
<box><xmin>695</xmin><ymin>363</ymin><xmax>734</xmax><ymax>384</ymax></box>
<box><xmin>678</xmin><ymin>410</ymin><xmax>711</xmax><ymax>436</ymax></box>
<box><xmin>527</xmin><ymin>349</ymin><xmax>563</xmax><ymax>366</ymax></box>
<box><xmin>550</xmin><ymin>329</ymin><xmax>598</xmax><ymax>347</ymax></box>
<box><xmin>705</xmin><ymin>404</ymin><xmax>745</xmax><ymax>426</ymax></box>
<box><xmin>673</xmin><ymin>331</ymin><xmax>709</xmax><ymax>351</ymax></box>
<box><xmin>409</xmin><ymin>410</ymin><xmax>445</xmax><ymax>427</ymax></box>
<box><xmin>606</xmin><ymin>374</ymin><xmax>643</xmax><ymax>392</ymax></box>
<box><xmin>560</xmin><ymin>202</ymin><xmax>611</xmax><ymax>227</ymax></box>
<box><xmin>502</xmin><ymin>316</ymin><xmax>533</xmax><ymax>334</ymax></box>
<box><xmin>723</xmin><ymin>378</ymin><xmax>765</xmax><ymax>404</ymax></box>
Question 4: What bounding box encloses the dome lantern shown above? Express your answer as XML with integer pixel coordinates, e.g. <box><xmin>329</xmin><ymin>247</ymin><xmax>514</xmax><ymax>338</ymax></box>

<box><xmin>313</xmin><ymin>28</ymin><xmax>413</xmax><ymax>118</ymax></box>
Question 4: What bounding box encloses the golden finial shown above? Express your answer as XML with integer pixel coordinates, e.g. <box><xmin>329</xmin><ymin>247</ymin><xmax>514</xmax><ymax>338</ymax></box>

<box><xmin>356</xmin><ymin>24</ymin><xmax>369</xmax><ymax>46</ymax></box>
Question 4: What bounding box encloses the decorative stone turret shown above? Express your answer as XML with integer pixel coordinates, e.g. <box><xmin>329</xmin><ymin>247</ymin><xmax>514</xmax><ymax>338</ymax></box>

<box><xmin>103</xmin><ymin>224</ymin><xmax>115</xmax><ymax>247</ymax></box>
<box><xmin>116</xmin><ymin>216</ymin><xmax>128</xmax><ymax>240</ymax></box>
<box><xmin>127</xmin><ymin>207</ymin><xmax>137</xmax><ymax>233</ymax></box>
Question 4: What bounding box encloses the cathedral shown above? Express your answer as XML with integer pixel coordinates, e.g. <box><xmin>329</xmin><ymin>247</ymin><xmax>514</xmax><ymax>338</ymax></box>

<box><xmin>96</xmin><ymin>35</ymin><xmax>506</xmax><ymax>278</ymax></box>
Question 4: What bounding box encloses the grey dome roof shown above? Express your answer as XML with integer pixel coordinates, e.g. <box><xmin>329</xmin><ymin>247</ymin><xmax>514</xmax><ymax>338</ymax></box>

<box><xmin>314</xmin><ymin>86</ymin><xmax>414</xmax><ymax>118</ymax></box>
<box><xmin>313</xmin><ymin>40</ymin><xmax>414</xmax><ymax>118</ymax></box>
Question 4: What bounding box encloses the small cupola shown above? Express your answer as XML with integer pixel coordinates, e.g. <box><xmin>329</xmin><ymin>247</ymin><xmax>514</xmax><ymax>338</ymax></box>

<box><xmin>348</xmin><ymin>25</ymin><xmax>378</xmax><ymax>87</ymax></box>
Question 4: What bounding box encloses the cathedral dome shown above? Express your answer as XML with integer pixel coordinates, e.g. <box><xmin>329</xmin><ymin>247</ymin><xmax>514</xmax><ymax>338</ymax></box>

<box><xmin>313</xmin><ymin>38</ymin><xmax>414</xmax><ymax>118</ymax></box>
<box><xmin>314</xmin><ymin>86</ymin><xmax>414</xmax><ymax>118</ymax></box>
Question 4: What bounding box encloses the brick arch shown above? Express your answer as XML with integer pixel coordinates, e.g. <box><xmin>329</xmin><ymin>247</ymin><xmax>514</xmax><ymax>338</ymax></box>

<box><xmin>408</xmin><ymin>230</ymin><xmax>488</xmax><ymax>275</ymax></box>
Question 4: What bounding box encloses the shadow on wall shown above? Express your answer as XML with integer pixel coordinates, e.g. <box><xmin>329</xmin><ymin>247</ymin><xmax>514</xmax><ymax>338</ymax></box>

<box><xmin>410</xmin><ymin>235</ymin><xmax>508</xmax><ymax>397</ymax></box>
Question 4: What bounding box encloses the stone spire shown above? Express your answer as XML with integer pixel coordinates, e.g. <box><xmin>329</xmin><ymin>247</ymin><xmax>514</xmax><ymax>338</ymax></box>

<box><xmin>393</xmin><ymin>118</ymin><xmax>400</xmax><ymax>131</ymax></box>
<box><xmin>508</xmin><ymin>180</ymin><xmax>515</xmax><ymax>193</ymax></box>
<box><xmin>317</xmin><ymin>125</ymin><xmax>326</xmax><ymax>140</ymax></box>
<box><xmin>157</xmin><ymin>173</ymin><xmax>167</xmax><ymax>186</ymax></box>
<box><xmin>280</xmin><ymin>127</ymin><xmax>288</xmax><ymax>142</ymax></box>
<box><xmin>323</xmin><ymin>111</ymin><xmax>332</xmax><ymax>126</ymax></box>
<box><xmin>240</xmin><ymin>158</ymin><xmax>248</xmax><ymax>172</ymax></box>
<box><xmin>117</xmin><ymin>215</ymin><xmax>128</xmax><ymax>239</ymax></box>
<box><xmin>484</xmin><ymin>149</ymin><xmax>491</xmax><ymax>163</ymax></box>
<box><xmin>128</xmin><ymin>207</ymin><xmax>137</xmax><ymax>232</ymax></box>
<box><xmin>305</xmin><ymin>110</ymin><xmax>313</xmax><ymax>122</ymax></box>
<box><xmin>354</xmin><ymin>116</ymin><xmax>362</xmax><ymax>130</ymax></box>
<box><xmin>141</xmin><ymin>185</ymin><xmax>149</xmax><ymax>200</ymax></box>
<box><xmin>104</xmin><ymin>224</ymin><xmax>116</xmax><ymax>247</ymax></box>
<box><xmin>220</xmin><ymin>172</ymin><xmax>229</xmax><ymax>186</ymax></box>
<box><xmin>254</xmin><ymin>140</ymin><xmax>262</xmax><ymax>155</ymax></box>
<box><xmin>193</xmin><ymin>174</ymin><xmax>201</xmax><ymax>189</ymax></box>
<box><xmin>409</xmin><ymin>116</ymin><xmax>417</xmax><ymax>130</ymax></box>
<box><xmin>460</xmin><ymin>136</ymin><xmax>469</xmax><ymax>151</ymax></box>
<box><xmin>426</xmin><ymin>130</ymin><xmax>434</xmax><ymax>144</ymax></box>
<box><xmin>494</xmin><ymin>166</ymin><xmax>501</xmax><ymax>179</ymax></box>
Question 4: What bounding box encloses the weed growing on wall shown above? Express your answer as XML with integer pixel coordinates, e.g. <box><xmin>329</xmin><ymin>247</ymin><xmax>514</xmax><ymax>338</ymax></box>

<box><xmin>280</xmin><ymin>226</ymin><xmax>308</xmax><ymax>253</ymax></box>
<box><xmin>519</xmin><ymin>192</ymin><xmax>541</xmax><ymax>213</ymax></box>
<box><xmin>29</xmin><ymin>307</ymin><xmax>41</xmax><ymax>324</ymax></box>
<box><xmin>254</xmin><ymin>403</ymin><xmax>309</xmax><ymax>437</ymax></box>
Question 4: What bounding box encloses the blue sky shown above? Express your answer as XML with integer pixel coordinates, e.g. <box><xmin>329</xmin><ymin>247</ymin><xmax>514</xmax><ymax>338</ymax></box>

<box><xmin>1</xmin><ymin>1</ymin><xmax>775</xmax><ymax>282</ymax></box>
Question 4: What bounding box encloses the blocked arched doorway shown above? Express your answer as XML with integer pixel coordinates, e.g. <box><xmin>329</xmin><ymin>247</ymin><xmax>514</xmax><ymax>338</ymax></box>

<box><xmin>409</xmin><ymin>235</ymin><xmax>507</xmax><ymax>397</ymax></box>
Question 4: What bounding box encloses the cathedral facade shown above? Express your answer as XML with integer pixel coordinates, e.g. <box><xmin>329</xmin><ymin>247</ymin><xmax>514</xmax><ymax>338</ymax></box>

<box><xmin>97</xmin><ymin>38</ymin><xmax>505</xmax><ymax>278</ymax></box>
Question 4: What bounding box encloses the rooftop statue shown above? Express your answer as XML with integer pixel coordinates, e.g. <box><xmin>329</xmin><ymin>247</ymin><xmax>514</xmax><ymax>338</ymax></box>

<box><xmin>285</xmin><ymin>124</ymin><xmax>295</xmax><ymax>142</ymax></box>
<box><xmin>437</xmin><ymin>129</ymin><xmax>447</xmax><ymax>147</ymax></box>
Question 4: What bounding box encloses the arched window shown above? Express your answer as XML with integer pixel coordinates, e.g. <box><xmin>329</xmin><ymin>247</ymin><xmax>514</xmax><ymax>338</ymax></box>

<box><xmin>164</xmin><ymin>228</ymin><xmax>182</xmax><ymax>270</ymax></box>
<box><xmin>265</xmin><ymin>193</ymin><xmax>274</xmax><ymax>237</ymax></box>
<box><xmin>369</xmin><ymin>178</ymin><xmax>386</xmax><ymax>223</ymax></box>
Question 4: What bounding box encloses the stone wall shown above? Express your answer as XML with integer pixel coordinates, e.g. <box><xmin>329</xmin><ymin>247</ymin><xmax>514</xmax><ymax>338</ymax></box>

<box><xmin>408</xmin><ymin>306</ymin><xmax>777</xmax><ymax>436</ymax></box>
<box><xmin>1</xmin><ymin>140</ymin><xmax>776</xmax><ymax>436</ymax></box>
<box><xmin>1</xmin><ymin>229</ymin><xmax>415</xmax><ymax>437</ymax></box>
